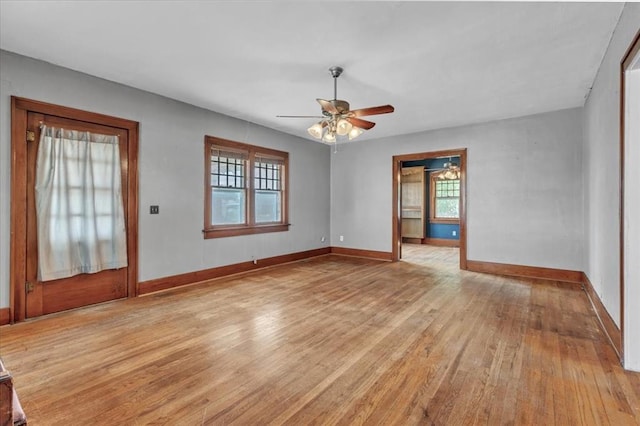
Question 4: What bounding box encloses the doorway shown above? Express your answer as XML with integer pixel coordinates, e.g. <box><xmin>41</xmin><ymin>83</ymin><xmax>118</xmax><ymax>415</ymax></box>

<box><xmin>392</xmin><ymin>148</ymin><xmax>467</xmax><ymax>269</ymax></box>
<box><xmin>10</xmin><ymin>97</ymin><xmax>139</xmax><ymax>322</ymax></box>
<box><xmin>621</xmin><ymin>33</ymin><xmax>640</xmax><ymax>370</ymax></box>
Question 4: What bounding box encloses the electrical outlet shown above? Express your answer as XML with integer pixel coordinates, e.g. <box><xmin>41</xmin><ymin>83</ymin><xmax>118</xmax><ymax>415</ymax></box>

<box><xmin>452</xmin><ymin>230</ymin><xmax>457</xmax><ymax>236</ymax></box>
<box><xmin>150</xmin><ymin>205</ymin><xmax>159</xmax><ymax>214</ymax></box>
<box><xmin>321</xmin><ymin>236</ymin><xmax>326</xmax><ymax>243</ymax></box>
<box><xmin>340</xmin><ymin>235</ymin><xmax>344</xmax><ymax>242</ymax></box>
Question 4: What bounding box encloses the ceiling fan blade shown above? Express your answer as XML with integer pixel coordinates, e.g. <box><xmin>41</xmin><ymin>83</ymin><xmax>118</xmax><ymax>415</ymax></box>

<box><xmin>350</xmin><ymin>104</ymin><xmax>395</xmax><ymax>117</ymax></box>
<box><xmin>348</xmin><ymin>117</ymin><xmax>376</xmax><ymax>130</ymax></box>
<box><xmin>317</xmin><ymin>99</ymin><xmax>338</xmax><ymax>114</ymax></box>
<box><xmin>276</xmin><ymin>115</ymin><xmax>325</xmax><ymax>118</ymax></box>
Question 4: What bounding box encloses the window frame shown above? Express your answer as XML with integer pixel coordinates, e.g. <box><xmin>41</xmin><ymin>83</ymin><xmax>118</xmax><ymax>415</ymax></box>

<box><xmin>429</xmin><ymin>173</ymin><xmax>460</xmax><ymax>224</ymax></box>
<box><xmin>204</xmin><ymin>136</ymin><xmax>289</xmax><ymax>239</ymax></box>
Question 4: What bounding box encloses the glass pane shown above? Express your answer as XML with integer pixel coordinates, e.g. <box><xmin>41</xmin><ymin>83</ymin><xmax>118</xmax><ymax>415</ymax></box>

<box><xmin>212</xmin><ymin>188</ymin><xmax>246</xmax><ymax>225</ymax></box>
<box><xmin>435</xmin><ymin>198</ymin><xmax>459</xmax><ymax>218</ymax></box>
<box><xmin>255</xmin><ymin>190</ymin><xmax>281</xmax><ymax>223</ymax></box>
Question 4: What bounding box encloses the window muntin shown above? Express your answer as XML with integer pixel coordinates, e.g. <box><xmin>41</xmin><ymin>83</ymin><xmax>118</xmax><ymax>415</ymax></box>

<box><xmin>431</xmin><ymin>175</ymin><xmax>460</xmax><ymax>221</ymax></box>
<box><xmin>205</xmin><ymin>136</ymin><xmax>288</xmax><ymax>238</ymax></box>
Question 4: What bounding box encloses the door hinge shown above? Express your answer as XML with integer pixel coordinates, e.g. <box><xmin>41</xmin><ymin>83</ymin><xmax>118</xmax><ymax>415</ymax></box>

<box><xmin>25</xmin><ymin>281</ymin><xmax>35</xmax><ymax>293</ymax></box>
<box><xmin>26</xmin><ymin>130</ymin><xmax>35</xmax><ymax>142</ymax></box>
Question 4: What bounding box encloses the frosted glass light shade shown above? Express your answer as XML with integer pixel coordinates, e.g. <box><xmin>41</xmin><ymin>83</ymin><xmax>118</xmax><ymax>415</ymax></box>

<box><xmin>348</xmin><ymin>127</ymin><xmax>364</xmax><ymax>140</ymax></box>
<box><xmin>307</xmin><ymin>122</ymin><xmax>324</xmax><ymax>139</ymax></box>
<box><xmin>336</xmin><ymin>118</ymin><xmax>353</xmax><ymax>136</ymax></box>
<box><xmin>323</xmin><ymin>131</ymin><xmax>336</xmax><ymax>143</ymax></box>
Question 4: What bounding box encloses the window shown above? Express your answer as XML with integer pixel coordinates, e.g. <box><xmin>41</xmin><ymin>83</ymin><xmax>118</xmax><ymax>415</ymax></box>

<box><xmin>204</xmin><ymin>136</ymin><xmax>289</xmax><ymax>238</ymax></box>
<box><xmin>430</xmin><ymin>174</ymin><xmax>460</xmax><ymax>223</ymax></box>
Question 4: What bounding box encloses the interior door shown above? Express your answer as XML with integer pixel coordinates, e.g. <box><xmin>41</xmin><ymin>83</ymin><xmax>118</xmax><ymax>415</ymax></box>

<box><xmin>25</xmin><ymin>112</ymin><xmax>129</xmax><ymax>318</ymax></box>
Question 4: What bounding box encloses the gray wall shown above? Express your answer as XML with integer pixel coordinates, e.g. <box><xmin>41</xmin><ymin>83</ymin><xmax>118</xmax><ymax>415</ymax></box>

<box><xmin>583</xmin><ymin>3</ymin><xmax>640</xmax><ymax>369</ymax></box>
<box><xmin>0</xmin><ymin>50</ymin><xmax>331</xmax><ymax>308</ymax></box>
<box><xmin>330</xmin><ymin>107</ymin><xmax>584</xmax><ymax>271</ymax></box>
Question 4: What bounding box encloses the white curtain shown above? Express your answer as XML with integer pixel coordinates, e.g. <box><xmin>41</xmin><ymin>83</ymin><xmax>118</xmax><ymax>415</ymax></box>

<box><xmin>35</xmin><ymin>126</ymin><xmax>127</xmax><ymax>281</ymax></box>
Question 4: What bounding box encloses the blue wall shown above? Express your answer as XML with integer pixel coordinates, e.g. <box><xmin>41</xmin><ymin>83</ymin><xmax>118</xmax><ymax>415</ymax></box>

<box><xmin>429</xmin><ymin>223</ymin><xmax>459</xmax><ymax>239</ymax></box>
<box><xmin>402</xmin><ymin>157</ymin><xmax>460</xmax><ymax>240</ymax></box>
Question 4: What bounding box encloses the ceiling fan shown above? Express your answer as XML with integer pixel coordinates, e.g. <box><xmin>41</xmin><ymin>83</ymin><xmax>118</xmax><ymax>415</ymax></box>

<box><xmin>277</xmin><ymin>66</ymin><xmax>394</xmax><ymax>143</ymax></box>
<box><xmin>425</xmin><ymin>160</ymin><xmax>461</xmax><ymax>180</ymax></box>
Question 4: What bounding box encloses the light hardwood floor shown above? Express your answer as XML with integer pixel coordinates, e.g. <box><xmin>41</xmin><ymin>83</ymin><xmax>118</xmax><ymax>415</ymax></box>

<box><xmin>1</xmin><ymin>245</ymin><xmax>639</xmax><ymax>425</ymax></box>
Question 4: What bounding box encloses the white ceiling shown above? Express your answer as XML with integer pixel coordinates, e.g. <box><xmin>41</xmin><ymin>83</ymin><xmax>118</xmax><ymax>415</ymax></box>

<box><xmin>0</xmin><ymin>1</ymin><xmax>624</xmax><ymax>142</ymax></box>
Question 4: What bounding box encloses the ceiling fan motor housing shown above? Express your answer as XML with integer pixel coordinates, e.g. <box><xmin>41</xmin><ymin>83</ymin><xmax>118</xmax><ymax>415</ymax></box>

<box><xmin>323</xmin><ymin>100</ymin><xmax>350</xmax><ymax>116</ymax></box>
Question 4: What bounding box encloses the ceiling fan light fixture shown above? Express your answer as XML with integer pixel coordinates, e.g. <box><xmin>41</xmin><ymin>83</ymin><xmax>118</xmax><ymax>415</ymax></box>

<box><xmin>348</xmin><ymin>126</ymin><xmax>364</xmax><ymax>140</ymax></box>
<box><xmin>445</xmin><ymin>170</ymin><xmax>459</xmax><ymax>180</ymax></box>
<box><xmin>336</xmin><ymin>118</ymin><xmax>353</xmax><ymax>136</ymax></box>
<box><xmin>307</xmin><ymin>122</ymin><xmax>324</xmax><ymax>139</ymax></box>
<box><xmin>278</xmin><ymin>66</ymin><xmax>394</xmax><ymax>144</ymax></box>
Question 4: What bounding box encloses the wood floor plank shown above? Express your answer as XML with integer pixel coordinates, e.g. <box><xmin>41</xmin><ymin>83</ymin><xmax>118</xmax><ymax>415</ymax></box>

<box><xmin>1</xmin><ymin>245</ymin><xmax>639</xmax><ymax>425</ymax></box>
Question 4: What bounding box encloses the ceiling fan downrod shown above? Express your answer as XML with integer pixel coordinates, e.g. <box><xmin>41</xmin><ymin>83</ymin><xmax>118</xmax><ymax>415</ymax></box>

<box><xmin>329</xmin><ymin>66</ymin><xmax>343</xmax><ymax>101</ymax></box>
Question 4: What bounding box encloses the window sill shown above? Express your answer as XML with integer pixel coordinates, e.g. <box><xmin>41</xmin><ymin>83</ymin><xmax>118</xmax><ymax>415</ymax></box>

<box><xmin>429</xmin><ymin>218</ymin><xmax>460</xmax><ymax>224</ymax></box>
<box><xmin>204</xmin><ymin>223</ymin><xmax>290</xmax><ymax>239</ymax></box>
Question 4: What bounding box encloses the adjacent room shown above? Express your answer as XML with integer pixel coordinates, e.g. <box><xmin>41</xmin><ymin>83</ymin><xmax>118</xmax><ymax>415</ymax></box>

<box><xmin>0</xmin><ymin>2</ymin><xmax>639</xmax><ymax>424</ymax></box>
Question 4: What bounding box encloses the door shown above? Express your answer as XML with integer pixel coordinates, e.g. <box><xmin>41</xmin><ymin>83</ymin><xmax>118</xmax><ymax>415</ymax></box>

<box><xmin>25</xmin><ymin>112</ymin><xmax>129</xmax><ymax>317</ymax></box>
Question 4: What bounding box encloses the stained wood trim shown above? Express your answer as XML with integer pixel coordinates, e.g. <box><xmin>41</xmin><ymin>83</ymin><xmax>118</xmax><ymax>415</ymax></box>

<box><xmin>10</xmin><ymin>97</ymin><xmax>27</xmax><ymax>323</ymax></box>
<box><xmin>10</xmin><ymin>97</ymin><xmax>139</xmax><ymax>322</ymax></box>
<box><xmin>0</xmin><ymin>308</ymin><xmax>10</xmax><ymax>326</ymax></box>
<box><xmin>139</xmin><ymin>248</ymin><xmax>330</xmax><ymax>295</ymax></box>
<box><xmin>330</xmin><ymin>247</ymin><xmax>393</xmax><ymax>261</ymax></box>
<box><xmin>393</xmin><ymin>159</ymin><xmax>402</xmax><ymax>260</ymax></box>
<box><xmin>622</xmin><ymin>30</ymin><xmax>640</xmax><ymax>69</ymax></box>
<box><xmin>428</xmin><ymin>218</ymin><xmax>460</xmax><ymax>225</ymax></box>
<box><xmin>582</xmin><ymin>272</ymin><xmax>623</xmax><ymax>361</ymax></box>
<box><xmin>619</xmin><ymin>29</ymin><xmax>640</xmax><ymax>365</ymax></box>
<box><xmin>393</xmin><ymin>148</ymin><xmax>467</xmax><ymax>269</ymax></box>
<box><xmin>422</xmin><ymin>238</ymin><xmax>460</xmax><ymax>247</ymax></box>
<box><xmin>401</xmin><ymin>238</ymin><xmax>423</xmax><ymax>244</ymax></box>
<box><xmin>466</xmin><ymin>260</ymin><xmax>583</xmax><ymax>285</ymax></box>
<box><xmin>204</xmin><ymin>224</ymin><xmax>290</xmax><ymax>239</ymax></box>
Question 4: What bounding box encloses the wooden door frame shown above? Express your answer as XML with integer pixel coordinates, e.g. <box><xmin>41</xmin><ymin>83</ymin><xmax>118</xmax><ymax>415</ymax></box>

<box><xmin>10</xmin><ymin>96</ymin><xmax>139</xmax><ymax>323</ymax></box>
<box><xmin>392</xmin><ymin>148</ymin><xmax>467</xmax><ymax>269</ymax></box>
<box><xmin>620</xmin><ymin>30</ymin><xmax>640</xmax><ymax>364</ymax></box>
